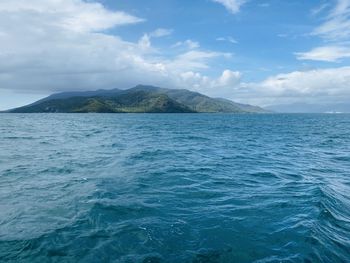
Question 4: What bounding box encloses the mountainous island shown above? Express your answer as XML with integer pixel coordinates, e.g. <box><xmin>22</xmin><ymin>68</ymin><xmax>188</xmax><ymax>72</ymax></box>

<box><xmin>7</xmin><ymin>85</ymin><xmax>268</xmax><ymax>113</ymax></box>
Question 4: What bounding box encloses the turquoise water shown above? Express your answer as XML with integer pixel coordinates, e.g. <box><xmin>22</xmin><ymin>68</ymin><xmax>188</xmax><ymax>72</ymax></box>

<box><xmin>0</xmin><ymin>114</ymin><xmax>349</xmax><ymax>262</ymax></box>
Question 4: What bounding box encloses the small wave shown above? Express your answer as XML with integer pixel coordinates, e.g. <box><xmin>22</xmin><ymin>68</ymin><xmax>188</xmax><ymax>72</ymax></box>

<box><xmin>248</xmin><ymin>171</ymin><xmax>281</xmax><ymax>180</ymax></box>
<box><xmin>332</xmin><ymin>156</ymin><xmax>350</xmax><ymax>162</ymax></box>
<box><xmin>89</xmin><ymin>201</ymin><xmax>156</xmax><ymax>218</ymax></box>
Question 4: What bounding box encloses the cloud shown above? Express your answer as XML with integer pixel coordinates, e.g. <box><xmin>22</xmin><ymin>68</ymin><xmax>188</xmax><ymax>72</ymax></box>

<box><xmin>168</xmin><ymin>51</ymin><xmax>230</xmax><ymax>71</ymax></box>
<box><xmin>173</xmin><ymin>68</ymin><xmax>340</xmax><ymax>105</ymax></box>
<box><xmin>149</xmin><ymin>28</ymin><xmax>173</xmax><ymax>38</ymax></box>
<box><xmin>0</xmin><ymin>0</ymin><xmax>143</xmax><ymax>33</ymax></box>
<box><xmin>138</xmin><ymin>28</ymin><xmax>172</xmax><ymax>51</ymax></box>
<box><xmin>312</xmin><ymin>0</ymin><xmax>350</xmax><ymax>41</ymax></box>
<box><xmin>211</xmin><ymin>0</ymin><xmax>248</xmax><ymax>14</ymax></box>
<box><xmin>172</xmin><ymin>40</ymin><xmax>200</xmax><ymax>49</ymax></box>
<box><xmin>216</xmin><ymin>36</ymin><xmax>238</xmax><ymax>44</ymax></box>
<box><xmin>173</xmin><ymin>66</ymin><xmax>350</xmax><ymax>106</ymax></box>
<box><xmin>311</xmin><ymin>3</ymin><xmax>330</xmax><ymax>16</ymax></box>
<box><xmin>295</xmin><ymin>46</ymin><xmax>350</xmax><ymax>62</ymax></box>
<box><xmin>177</xmin><ymin>70</ymin><xmax>242</xmax><ymax>98</ymax></box>
<box><xmin>0</xmin><ymin>0</ymin><xmax>147</xmax><ymax>92</ymax></box>
<box><xmin>138</xmin><ymin>34</ymin><xmax>152</xmax><ymax>50</ymax></box>
<box><xmin>240</xmin><ymin>66</ymin><xmax>350</xmax><ymax>105</ymax></box>
<box><xmin>295</xmin><ymin>1</ymin><xmax>350</xmax><ymax>63</ymax></box>
<box><xmin>277</xmin><ymin>33</ymin><xmax>288</xmax><ymax>38</ymax></box>
<box><xmin>219</xmin><ymin>70</ymin><xmax>241</xmax><ymax>85</ymax></box>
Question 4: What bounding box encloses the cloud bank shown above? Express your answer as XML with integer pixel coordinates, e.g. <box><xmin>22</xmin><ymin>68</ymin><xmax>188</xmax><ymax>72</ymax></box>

<box><xmin>296</xmin><ymin>46</ymin><xmax>350</xmax><ymax>62</ymax></box>
<box><xmin>242</xmin><ymin>66</ymin><xmax>350</xmax><ymax>106</ymax></box>
<box><xmin>0</xmin><ymin>0</ymin><xmax>236</xmax><ymax>99</ymax></box>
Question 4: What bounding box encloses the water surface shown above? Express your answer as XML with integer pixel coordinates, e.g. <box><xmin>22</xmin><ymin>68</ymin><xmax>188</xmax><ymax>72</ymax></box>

<box><xmin>0</xmin><ymin>114</ymin><xmax>349</xmax><ymax>262</ymax></box>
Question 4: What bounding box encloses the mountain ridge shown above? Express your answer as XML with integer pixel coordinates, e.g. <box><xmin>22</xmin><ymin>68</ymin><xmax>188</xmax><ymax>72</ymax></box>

<box><xmin>7</xmin><ymin>85</ymin><xmax>268</xmax><ymax>113</ymax></box>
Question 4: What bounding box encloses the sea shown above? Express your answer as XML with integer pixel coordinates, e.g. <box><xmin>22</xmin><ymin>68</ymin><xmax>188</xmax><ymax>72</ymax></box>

<box><xmin>0</xmin><ymin>113</ymin><xmax>349</xmax><ymax>263</ymax></box>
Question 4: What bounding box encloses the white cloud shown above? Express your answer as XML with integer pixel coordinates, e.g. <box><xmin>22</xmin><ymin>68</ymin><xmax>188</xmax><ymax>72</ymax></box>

<box><xmin>277</xmin><ymin>34</ymin><xmax>288</xmax><ymax>38</ymax></box>
<box><xmin>138</xmin><ymin>28</ymin><xmax>172</xmax><ymax>51</ymax></box>
<box><xmin>0</xmin><ymin>0</ymin><xmax>143</xmax><ymax>33</ymax></box>
<box><xmin>216</xmin><ymin>36</ymin><xmax>238</xmax><ymax>44</ymax></box>
<box><xmin>312</xmin><ymin>0</ymin><xmax>350</xmax><ymax>41</ymax></box>
<box><xmin>171</xmin><ymin>66</ymin><xmax>350</xmax><ymax>106</ymax></box>
<box><xmin>167</xmin><ymin>51</ymin><xmax>229</xmax><ymax>71</ymax></box>
<box><xmin>216</xmin><ymin>37</ymin><xmax>226</xmax><ymax>41</ymax></box>
<box><xmin>172</xmin><ymin>40</ymin><xmax>200</xmax><ymax>49</ymax></box>
<box><xmin>149</xmin><ymin>28</ymin><xmax>173</xmax><ymax>38</ymax></box>
<box><xmin>295</xmin><ymin>45</ymin><xmax>350</xmax><ymax>62</ymax></box>
<box><xmin>138</xmin><ymin>34</ymin><xmax>152</xmax><ymax>50</ymax></box>
<box><xmin>311</xmin><ymin>3</ymin><xmax>329</xmax><ymax>16</ymax></box>
<box><xmin>295</xmin><ymin>1</ymin><xmax>350</xmax><ymax>63</ymax></box>
<box><xmin>211</xmin><ymin>0</ymin><xmax>248</xmax><ymax>14</ymax></box>
<box><xmin>177</xmin><ymin>70</ymin><xmax>242</xmax><ymax>98</ymax></box>
<box><xmin>217</xmin><ymin>70</ymin><xmax>241</xmax><ymax>86</ymax></box>
<box><xmin>240</xmin><ymin>66</ymin><xmax>350</xmax><ymax>105</ymax></box>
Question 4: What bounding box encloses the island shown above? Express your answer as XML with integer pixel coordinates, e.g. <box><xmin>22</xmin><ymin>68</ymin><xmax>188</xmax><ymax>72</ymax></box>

<box><xmin>7</xmin><ymin>85</ymin><xmax>268</xmax><ymax>113</ymax></box>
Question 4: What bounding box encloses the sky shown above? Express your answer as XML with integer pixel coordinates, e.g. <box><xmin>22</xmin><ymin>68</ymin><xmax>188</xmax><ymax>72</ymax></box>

<box><xmin>1</xmin><ymin>0</ymin><xmax>350</xmax><ymax>110</ymax></box>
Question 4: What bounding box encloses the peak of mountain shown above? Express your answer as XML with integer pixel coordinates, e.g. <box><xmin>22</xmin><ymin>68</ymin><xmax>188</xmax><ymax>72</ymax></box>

<box><xmin>8</xmin><ymin>85</ymin><xmax>268</xmax><ymax>113</ymax></box>
<box><xmin>36</xmin><ymin>88</ymin><xmax>122</xmax><ymax>103</ymax></box>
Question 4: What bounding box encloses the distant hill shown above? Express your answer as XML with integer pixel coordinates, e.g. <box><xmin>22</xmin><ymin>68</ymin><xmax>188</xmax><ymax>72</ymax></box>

<box><xmin>266</xmin><ymin>103</ymin><xmax>350</xmax><ymax>113</ymax></box>
<box><xmin>8</xmin><ymin>85</ymin><xmax>268</xmax><ymax>113</ymax></box>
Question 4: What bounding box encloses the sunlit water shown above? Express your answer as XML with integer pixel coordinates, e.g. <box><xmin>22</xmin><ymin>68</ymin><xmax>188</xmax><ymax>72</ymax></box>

<box><xmin>0</xmin><ymin>114</ymin><xmax>349</xmax><ymax>262</ymax></box>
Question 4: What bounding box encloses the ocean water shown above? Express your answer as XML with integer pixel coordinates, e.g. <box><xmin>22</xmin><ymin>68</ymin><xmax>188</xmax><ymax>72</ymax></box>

<box><xmin>0</xmin><ymin>114</ymin><xmax>349</xmax><ymax>263</ymax></box>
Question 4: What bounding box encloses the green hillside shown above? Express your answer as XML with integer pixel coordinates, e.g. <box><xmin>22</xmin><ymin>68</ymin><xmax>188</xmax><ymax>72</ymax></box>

<box><xmin>8</xmin><ymin>85</ymin><xmax>268</xmax><ymax>113</ymax></box>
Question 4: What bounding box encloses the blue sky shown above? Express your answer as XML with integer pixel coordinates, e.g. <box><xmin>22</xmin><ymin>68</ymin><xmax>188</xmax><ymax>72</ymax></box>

<box><xmin>108</xmin><ymin>0</ymin><xmax>325</xmax><ymax>79</ymax></box>
<box><xmin>1</xmin><ymin>0</ymin><xmax>350</xmax><ymax>109</ymax></box>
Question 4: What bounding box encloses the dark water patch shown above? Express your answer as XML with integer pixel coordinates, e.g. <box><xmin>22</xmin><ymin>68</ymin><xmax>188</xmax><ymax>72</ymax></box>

<box><xmin>332</xmin><ymin>155</ymin><xmax>350</xmax><ymax>162</ymax></box>
<box><xmin>249</xmin><ymin>171</ymin><xmax>281</xmax><ymax>180</ymax></box>
<box><xmin>127</xmin><ymin>149</ymin><xmax>174</xmax><ymax>162</ymax></box>
<box><xmin>88</xmin><ymin>201</ymin><xmax>157</xmax><ymax>222</ymax></box>
<box><xmin>142</xmin><ymin>255</ymin><xmax>163</xmax><ymax>263</ymax></box>
<box><xmin>2</xmin><ymin>136</ymin><xmax>34</xmax><ymax>140</ymax></box>
<box><xmin>38</xmin><ymin>167</ymin><xmax>74</xmax><ymax>175</ymax></box>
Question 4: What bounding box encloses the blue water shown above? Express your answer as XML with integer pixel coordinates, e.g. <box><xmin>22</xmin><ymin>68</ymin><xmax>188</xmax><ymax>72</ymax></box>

<box><xmin>0</xmin><ymin>114</ymin><xmax>349</xmax><ymax>262</ymax></box>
